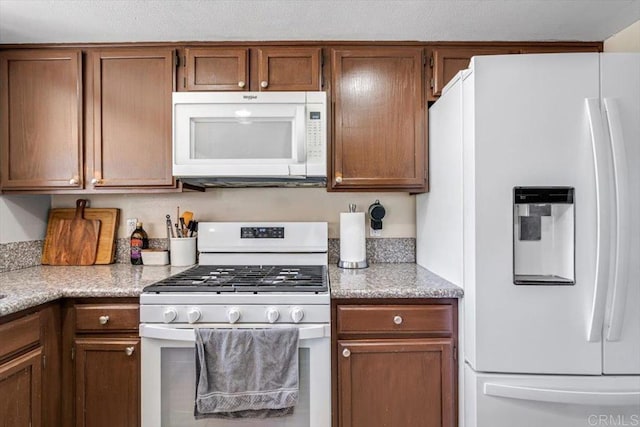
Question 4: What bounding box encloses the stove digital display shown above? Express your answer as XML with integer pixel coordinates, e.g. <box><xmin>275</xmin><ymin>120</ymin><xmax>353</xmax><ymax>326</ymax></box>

<box><xmin>241</xmin><ymin>227</ymin><xmax>285</xmax><ymax>239</ymax></box>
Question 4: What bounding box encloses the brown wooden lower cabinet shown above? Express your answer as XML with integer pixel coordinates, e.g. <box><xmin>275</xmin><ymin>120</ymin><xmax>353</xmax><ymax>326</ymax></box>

<box><xmin>0</xmin><ymin>347</ymin><xmax>43</xmax><ymax>427</ymax></box>
<box><xmin>62</xmin><ymin>299</ymin><xmax>141</xmax><ymax>427</ymax></box>
<box><xmin>74</xmin><ymin>338</ymin><xmax>140</xmax><ymax>427</ymax></box>
<box><xmin>333</xmin><ymin>300</ymin><xmax>458</xmax><ymax>427</ymax></box>
<box><xmin>338</xmin><ymin>339</ymin><xmax>454</xmax><ymax>427</ymax></box>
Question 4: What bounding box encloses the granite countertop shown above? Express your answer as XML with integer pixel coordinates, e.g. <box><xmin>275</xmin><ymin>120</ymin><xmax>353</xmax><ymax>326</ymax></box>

<box><xmin>0</xmin><ymin>264</ymin><xmax>189</xmax><ymax>317</ymax></box>
<box><xmin>328</xmin><ymin>263</ymin><xmax>463</xmax><ymax>299</ymax></box>
<box><xmin>1</xmin><ymin>263</ymin><xmax>462</xmax><ymax>317</ymax></box>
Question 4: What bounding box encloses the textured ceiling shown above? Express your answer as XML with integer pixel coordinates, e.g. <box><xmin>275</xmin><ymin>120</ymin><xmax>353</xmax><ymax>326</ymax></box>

<box><xmin>0</xmin><ymin>0</ymin><xmax>639</xmax><ymax>44</ymax></box>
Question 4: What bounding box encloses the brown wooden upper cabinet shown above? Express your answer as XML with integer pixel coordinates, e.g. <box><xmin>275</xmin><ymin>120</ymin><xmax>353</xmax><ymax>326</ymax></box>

<box><xmin>331</xmin><ymin>47</ymin><xmax>427</xmax><ymax>192</ymax></box>
<box><xmin>181</xmin><ymin>46</ymin><xmax>322</xmax><ymax>91</ymax></box>
<box><xmin>88</xmin><ymin>48</ymin><xmax>176</xmax><ymax>189</ymax></box>
<box><xmin>428</xmin><ymin>46</ymin><xmax>519</xmax><ymax>99</ymax></box>
<box><xmin>0</xmin><ymin>49</ymin><xmax>83</xmax><ymax>190</ymax></box>
<box><xmin>427</xmin><ymin>43</ymin><xmax>602</xmax><ymax>100</ymax></box>
<box><xmin>184</xmin><ymin>48</ymin><xmax>248</xmax><ymax>91</ymax></box>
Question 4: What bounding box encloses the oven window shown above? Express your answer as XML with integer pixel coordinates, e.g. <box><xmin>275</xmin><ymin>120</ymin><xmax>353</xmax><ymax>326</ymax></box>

<box><xmin>160</xmin><ymin>348</ymin><xmax>311</xmax><ymax>427</ymax></box>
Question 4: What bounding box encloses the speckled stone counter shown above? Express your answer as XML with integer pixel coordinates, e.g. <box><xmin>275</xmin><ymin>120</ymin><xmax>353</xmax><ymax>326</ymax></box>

<box><xmin>1</xmin><ymin>263</ymin><xmax>462</xmax><ymax>317</ymax></box>
<box><xmin>329</xmin><ymin>263</ymin><xmax>463</xmax><ymax>299</ymax></box>
<box><xmin>0</xmin><ymin>264</ymin><xmax>190</xmax><ymax>317</ymax></box>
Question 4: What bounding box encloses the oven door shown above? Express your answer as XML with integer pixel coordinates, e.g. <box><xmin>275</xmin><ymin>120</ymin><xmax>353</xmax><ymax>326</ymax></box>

<box><xmin>140</xmin><ymin>323</ymin><xmax>331</xmax><ymax>427</ymax></box>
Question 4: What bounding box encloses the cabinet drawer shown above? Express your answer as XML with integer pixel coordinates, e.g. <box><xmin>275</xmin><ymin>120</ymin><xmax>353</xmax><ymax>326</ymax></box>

<box><xmin>337</xmin><ymin>305</ymin><xmax>453</xmax><ymax>335</ymax></box>
<box><xmin>0</xmin><ymin>313</ymin><xmax>41</xmax><ymax>359</ymax></box>
<box><xmin>75</xmin><ymin>304</ymin><xmax>139</xmax><ymax>332</ymax></box>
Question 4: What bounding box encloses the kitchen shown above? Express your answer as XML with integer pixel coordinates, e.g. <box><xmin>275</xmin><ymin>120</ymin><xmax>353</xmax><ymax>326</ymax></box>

<box><xmin>1</xmin><ymin>1</ymin><xmax>639</xmax><ymax>426</ymax></box>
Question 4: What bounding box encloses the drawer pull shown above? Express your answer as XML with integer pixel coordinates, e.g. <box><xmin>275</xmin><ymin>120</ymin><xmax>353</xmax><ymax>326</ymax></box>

<box><xmin>238</xmin><ymin>81</ymin><xmax>246</xmax><ymax>88</ymax></box>
<box><xmin>125</xmin><ymin>346</ymin><xmax>135</xmax><ymax>356</ymax></box>
<box><xmin>99</xmin><ymin>315</ymin><xmax>110</xmax><ymax>325</ymax></box>
<box><xmin>393</xmin><ymin>315</ymin><xmax>403</xmax><ymax>325</ymax></box>
<box><xmin>342</xmin><ymin>348</ymin><xmax>351</xmax><ymax>358</ymax></box>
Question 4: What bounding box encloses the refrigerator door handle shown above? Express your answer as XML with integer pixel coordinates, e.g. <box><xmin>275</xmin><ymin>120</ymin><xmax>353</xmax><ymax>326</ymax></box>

<box><xmin>603</xmin><ymin>98</ymin><xmax>630</xmax><ymax>342</ymax></box>
<box><xmin>585</xmin><ymin>98</ymin><xmax>612</xmax><ymax>343</ymax></box>
<box><xmin>484</xmin><ymin>383</ymin><xmax>640</xmax><ymax>406</ymax></box>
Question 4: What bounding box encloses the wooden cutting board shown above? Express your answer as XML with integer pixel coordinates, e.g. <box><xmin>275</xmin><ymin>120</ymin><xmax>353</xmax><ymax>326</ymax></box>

<box><xmin>42</xmin><ymin>205</ymin><xmax>120</xmax><ymax>265</ymax></box>
<box><xmin>45</xmin><ymin>200</ymin><xmax>101</xmax><ymax>266</ymax></box>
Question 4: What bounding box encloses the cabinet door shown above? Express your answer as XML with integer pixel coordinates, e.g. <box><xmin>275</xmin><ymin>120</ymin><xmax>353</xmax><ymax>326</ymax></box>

<box><xmin>0</xmin><ymin>348</ymin><xmax>42</xmax><ymax>427</ymax></box>
<box><xmin>74</xmin><ymin>338</ymin><xmax>139</xmax><ymax>427</ymax></box>
<box><xmin>184</xmin><ymin>48</ymin><xmax>248</xmax><ymax>91</ymax></box>
<box><xmin>90</xmin><ymin>48</ymin><xmax>175</xmax><ymax>188</ymax></box>
<box><xmin>0</xmin><ymin>49</ymin><xmax>82</xmax><ymax>190</ymax></box>
<box><xmin>257</xmin><ymin>47</ymin><xmax>322</xmax><ymax>91</ymax></box>
<box><xmin>338</xmin><ymin>339</ymin><xmax>454</xmax><ymax>427</ymax></box>
<box><xmin>429</xmin><ymin>46</ymin><xmax>518</xmax><ymax>99</ymax></box>
<box><xmin>331</xmin><ymin>47</ymin><xmax>426</xmax><ymax>191</ymax></box>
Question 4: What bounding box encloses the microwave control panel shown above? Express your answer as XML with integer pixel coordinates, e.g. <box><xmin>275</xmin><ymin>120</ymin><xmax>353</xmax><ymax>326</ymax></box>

<box><xmin>306</xmin><ymin>107</ymin><xmax>325</xmax><ymax>168</ymax></box>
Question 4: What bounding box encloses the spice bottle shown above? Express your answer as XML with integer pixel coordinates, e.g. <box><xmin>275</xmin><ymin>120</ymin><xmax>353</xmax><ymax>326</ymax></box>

<box><xmin>130</xmin><ymin>222</ymin><xmax>149</xmax><ymax>265</ymax></box>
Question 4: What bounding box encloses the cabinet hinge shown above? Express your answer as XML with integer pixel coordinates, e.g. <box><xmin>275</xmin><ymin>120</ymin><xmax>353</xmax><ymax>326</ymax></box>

<box><xmin>429</xmin><ymin>55</ymin><xmax>434</xmax><ymax>68</ymax></box>
<box><xmin>175</xmin><ymin>53</ymin><xmax>180</xmax><ymax>68</ymax></box>
<box><xmin>183</xmin><ymin>77</ymin><xmax>186</xmax><ymax>88</ymax></box>
<box><xmin>71</xmin><ymin>347</ymin><xmax>75</xmax><ymax>361</ymax></box>
<box><xmin>422</xmin><ymin>52</ymin><xmax>426</xmax><ymax>66</ymax></box>
<box><xmin>430</xmin><ymin>78</ymin><xmax>434</xmax><ymax>89</ymax></box>
<box><xmin>42</xmin><ymin>354</ymin><xmax>46</xmax><ymax>369</ymax></box>
<box><xmin>453</xmin><ymin>345</ymin><xmax>457</xmax><ymax>361</ymax></box>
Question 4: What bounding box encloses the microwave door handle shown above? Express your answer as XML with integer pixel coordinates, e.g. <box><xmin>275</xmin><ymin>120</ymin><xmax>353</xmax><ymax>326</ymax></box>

<box><xmin>294</xmin><ymin>105</ymin><xmax>306</xmax><ymax>164</ymax></box>
<box><xmin>139</xmin><ymin>324</ymin><xmax>330</xmax><ymax>342</ymax></box>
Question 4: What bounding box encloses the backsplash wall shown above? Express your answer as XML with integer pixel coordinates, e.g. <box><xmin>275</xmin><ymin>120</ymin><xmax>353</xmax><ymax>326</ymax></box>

<box><xmin>52</xmin><ymin>188</ymin><xmax>416</xmax><ymax>239</ymax></box>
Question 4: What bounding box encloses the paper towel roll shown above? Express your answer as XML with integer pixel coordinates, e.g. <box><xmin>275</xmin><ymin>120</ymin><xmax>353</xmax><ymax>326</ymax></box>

<box><xmin>339</xmin><ymin>212</ymin><xmax>366</xmax><ymax>265</ymax></box>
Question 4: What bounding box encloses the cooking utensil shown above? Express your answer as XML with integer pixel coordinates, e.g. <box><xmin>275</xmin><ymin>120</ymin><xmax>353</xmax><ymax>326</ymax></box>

<box><xmin>179</xmin><ymin>217</ymin><xmax>187</xmax><ymax>237</ymax></box>
<box><xmin>181</xmin><ymin>211</ymin><xmax>193</xmax><ymax>227</ymax></box>
<box><xmin>166</xmin><ymin>215</ymin><xmax>175</xmax><ymax>238</ymax></box>
<box><xmin>42</xmin><ymin>207</ymin><xmax>119</xmax><ymax>264</ymax></box>
<box><xmin>46</xmin><ymin>199</ymin><xmax>101</xmax><ymax>266</ymax></box>
<box><xmin>188</xmin><ymin>220</ymin><xmax>198</xmax><ymax>237</ymax></box>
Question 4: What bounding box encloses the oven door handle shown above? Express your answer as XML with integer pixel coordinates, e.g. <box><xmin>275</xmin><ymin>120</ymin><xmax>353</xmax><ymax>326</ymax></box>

<box><xmin>139</xmin><ymin>324</ymin><xmax>330</xmax><ymax>342</ymax></box>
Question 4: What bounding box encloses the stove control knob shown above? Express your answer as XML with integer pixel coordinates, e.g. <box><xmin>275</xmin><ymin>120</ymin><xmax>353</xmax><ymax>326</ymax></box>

<box><xmin>163</xmin><ymin>307</ymin><xmax>178</xmax><ymax>323</ymax></box>
<box><xmin>187</xmin><ymin>308</ymin><xmax>202</xmax><ymax>324</ymax></box>
<box><xmin>266</xmin><ymin>307</ymin><xmax>280</xmax><ymax>323</ymax></box>
<box><xmin>290</xmin><ymin>307</ymin><xmax>304</xmax><ymax>324</ymax></box>
<box><xmin>227</xmin><ymin>307</ymin><xmax>241</xmax><ymax>324</ymax></box>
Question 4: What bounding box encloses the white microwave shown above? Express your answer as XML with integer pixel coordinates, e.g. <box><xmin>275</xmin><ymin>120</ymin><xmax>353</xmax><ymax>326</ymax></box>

<box><xmin>172</xmin><ymin>91</ymin><xmax>327</xmax><ymax>187</ymax></box>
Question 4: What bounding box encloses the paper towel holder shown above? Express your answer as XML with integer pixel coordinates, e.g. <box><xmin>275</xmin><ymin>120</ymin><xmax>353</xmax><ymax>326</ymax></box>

<box><xmin>338</xmin><ymin>204</ymin><xmax>369</xmax><ymax>269</ymax></box>
<box><xmin>338</xmin><ymin>259</ymin><xmax>369</xmax><ymax>269</ymax></box>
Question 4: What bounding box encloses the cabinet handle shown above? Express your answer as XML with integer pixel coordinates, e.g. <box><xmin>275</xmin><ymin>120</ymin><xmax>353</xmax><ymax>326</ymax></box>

<box><xmin>99</xmin><ymin>315</ymin><xmax>110</xmax><ymax>325</ymax></box>
<box><xmin>69</xmin><ymin>177</ymin><xmax>79</xmax><ymax>185</ymax></box>
<box><xmin>335</xmin><ymin>175</ymin><xmax>343</xmax><ymax>184</ymax></box>
<box><xmin>90</xmin><ymin>178</ymin><xmax>103</xmax><ymax>185</ymax></box>
<box><xmin>393</xmin><ymin>315</ymin><xmax>403</xmax><ymax>325</ymax></box>
<box><xmin>125</xmin><ymin>346</ymin><xmax>135</xmax><ymax>356</ymax></box>
<box><xmin>342</xmin><ymin>348</ymin><xmax>351</xmax><ymax>358</ymax></box>
<box><xmin>260</xmin><ymin>80</ymin><xmax>269</xmax><ymax>88</ymax></box>
<box><xmin>238</xmin><ymin>81</ymin><xmax>246</xmax><ymax>88</ymax></box>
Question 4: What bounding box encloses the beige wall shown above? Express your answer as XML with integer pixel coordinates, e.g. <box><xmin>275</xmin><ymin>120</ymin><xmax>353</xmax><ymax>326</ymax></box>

<box><xmin>52</xmin><ymin>189</ymin><xmax>416</xmax><ymax>239</ymax></box>
<box><xmin>604</xmin><ymin>20</ymin><xmax>640</xmax><ymax>52</ymax></box>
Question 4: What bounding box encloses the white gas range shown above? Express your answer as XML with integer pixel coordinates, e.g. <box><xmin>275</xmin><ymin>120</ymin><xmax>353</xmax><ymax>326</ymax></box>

<box><xmin>139</xmin><ymin>222</ymin><xmax>331</xmax><ymax>427</ymax></box>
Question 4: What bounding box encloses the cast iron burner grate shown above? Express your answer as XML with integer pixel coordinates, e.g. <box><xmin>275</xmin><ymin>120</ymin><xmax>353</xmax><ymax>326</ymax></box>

<box><xmin>143</xmin><ymin>265</ymin><xmax>328</xmax><ymax>293</ymax></box>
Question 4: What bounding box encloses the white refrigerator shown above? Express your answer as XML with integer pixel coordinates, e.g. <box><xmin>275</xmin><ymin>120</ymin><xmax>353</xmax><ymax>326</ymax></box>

<box><xmin>416</xmin><ymin>53</ymin><xmax>640</xmax><ymax>427</ymax></box>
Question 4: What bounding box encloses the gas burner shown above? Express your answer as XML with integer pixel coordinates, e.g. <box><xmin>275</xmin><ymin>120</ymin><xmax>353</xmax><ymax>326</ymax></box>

<box><xmin>143</xmin><ymin>265</ymin><xmax>328</xmax><ymax>294</ymax></box>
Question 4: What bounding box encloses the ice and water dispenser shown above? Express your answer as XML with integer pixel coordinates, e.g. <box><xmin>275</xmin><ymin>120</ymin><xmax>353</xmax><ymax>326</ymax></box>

<box><xmin>513</xmin><ymin>187</ymin><xmax>575</xmax><ymax>285</ymax></box>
